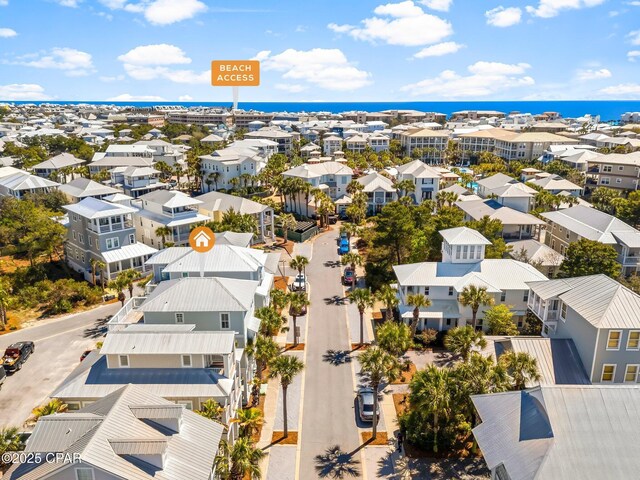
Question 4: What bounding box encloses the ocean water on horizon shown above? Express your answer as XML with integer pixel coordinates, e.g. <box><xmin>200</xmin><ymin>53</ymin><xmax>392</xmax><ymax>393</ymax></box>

<box><xmin>8</xmin><ymin>100</ymin><xmax>640</xmax><ymax>121</ymax></box>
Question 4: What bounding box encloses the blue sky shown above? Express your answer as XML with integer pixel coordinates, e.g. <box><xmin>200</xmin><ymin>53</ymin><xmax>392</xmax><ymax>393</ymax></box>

<box><xmin>0</xmin><ymin>0</ymin><xmax>639</xmax><ymax>102</ymax></box>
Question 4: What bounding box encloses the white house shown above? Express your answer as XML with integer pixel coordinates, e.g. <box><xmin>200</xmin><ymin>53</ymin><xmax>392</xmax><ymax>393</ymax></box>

<box><xmin>396</xmin><ymin>159</ymin><xmax>441</xmax><ymax>203</ymax></box>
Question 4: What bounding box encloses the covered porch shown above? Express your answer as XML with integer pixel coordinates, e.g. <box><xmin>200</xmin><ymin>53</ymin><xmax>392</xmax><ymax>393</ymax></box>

<box><xmin>102</xmin><ymin>243</ymin><xmax>158</xmax><ymax>279</ymax></box>
<box><xmin>400</xmin><ymin>299</ymin><xmax>463</xmax><ymax>332</ymax></box>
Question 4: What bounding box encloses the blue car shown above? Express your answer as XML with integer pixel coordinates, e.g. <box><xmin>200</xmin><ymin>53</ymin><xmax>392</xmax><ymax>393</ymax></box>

<box><xmin>339</xmin><ymin>238</ymin><xmax>350</xmax><ymax>255</ymax></box>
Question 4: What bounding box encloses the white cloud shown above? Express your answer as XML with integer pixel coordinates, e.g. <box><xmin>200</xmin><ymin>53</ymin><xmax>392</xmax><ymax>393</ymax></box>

<box><xmin>485</xmin><ymin>6</ymin><xmax>522</xmax><ymax>27</ymax></box>
<box><xmin>600</xmin><ymin>83</ymin><xmax>640</xmax><ymax>96</ymax></box>
<box><xmin>526</xmin><ymin>0</ymin><xmax>606</xmax><ymax>18</ymax></box>
<box><xmin>420</xmin><ymin>0</ymin><xmax>452</xmax><ymax>12</ymax></box>
<box><xmin>0</xmin><ymin>28</ymin><xmax>17</xmax><ymax>38</ymax></box>
<box><xmin>54</xmin><ymin>0</ymin><xmax>81</xmax><ymax>6</ymax></box>
<box><xmin>628</xmin><ymin>50</ymin><xmax>640</xmax><ymax>62</ymax></box>
<box><xmin>178</xmin><ymin>95</ymin><xmax>193</xmax><ymax>101</ymax></box>
<box><xmin>11</xmin><ymin>48</ymin><xmax>94</xmax><ymax>76</ymax></box>
<box><xmin>576</xmin><ymin>68</ymin><xmax>612</xmax><ymax>81</ymax></box>
<box><xmin>257</xmin><ymin>48</ymin><xmax>372</xmax><ymax>91</ymax></box>
<box><xmin>99</xmin><ymin>0</ymin><xmax>206</xmax><ymax>25</ymax></box>
<box><xmin>0</xmin><ymin>1</ymin><xmax>8</xmax><ymax>6</ymax></box>
<box><xmin>117</xmin><ymin>44</ymin><xmax>208</xmax><ymax>84</ymax></box>
<box><xmin>414</xmin><ymin>41</ymin><xmax>464</xmax><ymax>58</ymax></box>
<box><xmin>107</xmin><ymin>93</ymin><xmax>167</xmax><ymax>101</ymax></box>
<box><xmin>0</xmin><ymin>83</ymin><xmax>51</xmax><ymax>100</ymax></box>
<box><xmin>628</xmin><ymin>30</ymin><xmax>640</xmax><ymax>45</ymax></box>
<box><xmin>99</xmin><ymin>75</ymin><xmax>125</xmax><ymax>82</ymax></box>
<box><xmin>117</xmin><ymin>44</ymin><xmax>191</xmax><ymax>65</ymax></box>
<box><xmin>275</xmin><ymin>83</ymin><xmax>308</xmax><ymax>93</ymax></box>
<box><xmin>400</xmin><ymin>61</ymin><xmax>534</xmax><ymax>98</ymax></box>
<box><xmin>328</xmin><ymin>1</ymin><xmax>452</xmax><ymax>47</ymax></box>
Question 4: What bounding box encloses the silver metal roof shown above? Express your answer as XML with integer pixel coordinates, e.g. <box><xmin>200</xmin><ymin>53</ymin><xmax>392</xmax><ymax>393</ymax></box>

<box><xmin>101</xmin><ymin>242</ymin><xmax>158</xmax><ymax>263</ymax></box>
<box><xmin>160</xmin><ymin>244</ymin><xmax>267</xmax><ymax>274</ymax></box>
<box><xmin>64</xmin><ymin>196</ymin><xmax>136</xmax><ymax>219</ymax></box>
<box><xmin>109</xmin><ymin>439</ymin><xmax>168</xmax><ymax>455</ymax></box>
<box><xmin>473</xmin><ymin>386</ymin><xmax>640</xmax><ymax>480</ymax></box>
<box><xmin>439</xmin><ymin>227</ymin><xmax>492</xmax><ymax>246</ymax></box>
<box><xmin>101</xmin><ymin>331</ymin><xmax>236</xmax><ymax>355</ymax></box>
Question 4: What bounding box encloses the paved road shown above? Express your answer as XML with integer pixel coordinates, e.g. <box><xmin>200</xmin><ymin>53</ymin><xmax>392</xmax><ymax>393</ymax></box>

<box><xmin>298</xmin><ymin>230</ymin><xmax>363</xmax><ymax>479</ymax></box>
<box><xmin>0</xmin><ymin>301</ymin><xmax>122</xmax><ymax>428</ymax></box>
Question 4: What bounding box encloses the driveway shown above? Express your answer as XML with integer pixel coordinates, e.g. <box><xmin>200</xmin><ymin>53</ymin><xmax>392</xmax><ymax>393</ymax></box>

<box><xmin>0</xmin><ymin>301</ymin><xmax>124</xmax><ymax>428</ymax></box>
<box><xmin>298</xmin><ymin>230</ymin><xmax>363</xmax><ymax>479</ymax></box>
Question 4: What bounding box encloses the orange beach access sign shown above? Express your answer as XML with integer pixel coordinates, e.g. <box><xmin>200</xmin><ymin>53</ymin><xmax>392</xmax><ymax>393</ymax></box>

<box><xmin>211</xmin><ymin>60</ymin><xmax>260</xmax><ymax>87</ymax></box>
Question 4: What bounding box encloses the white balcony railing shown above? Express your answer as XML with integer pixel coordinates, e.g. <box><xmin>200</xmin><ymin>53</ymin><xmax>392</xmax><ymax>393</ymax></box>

<box><xmin>107</xmin><ymin>296</ymin><xmax>146</xmax><ymax>331</ymax></box>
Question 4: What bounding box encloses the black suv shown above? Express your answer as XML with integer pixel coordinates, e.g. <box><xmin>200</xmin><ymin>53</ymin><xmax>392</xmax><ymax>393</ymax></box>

<box><xmin>2</xmin><ymin>342</ymin><xmax>35</xmax><ymax>373</ymax></box>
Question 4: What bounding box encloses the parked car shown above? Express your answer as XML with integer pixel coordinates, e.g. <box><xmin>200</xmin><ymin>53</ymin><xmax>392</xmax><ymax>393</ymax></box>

<box><xmin>2</xmin><ymin>341</ymin><xmax>35</xmax><ymax>373</ymax></box>
<box><xmin>339</xmin><ymin>232</ymin><xmax>348</xmax><ymax>244</ymax></box>
<box><xmin>357</xmin><ymin>388</ymin><xmax>380</xmax><ymax>424</ymax></box>
<box><xmin>339</xmin><ymin>238</ymin><xmax>350</xmax><ymax>255</ymax></box>
<box><xmin>343</xmin><ymin>267</ymin><xmax>355</xmax><ymax>286</ymax></box>
<box><xmin>0</xmin><ymin>366</ymin><xmax>6</xmax><ymax>389</ymax></box>
<box><xmin>328</xmin><ymin>214</ymin><xmax>338</xmax><ymax>224</ymax></box>
<box><xmin>292</xmin><ymin>274</ymin><xmax>307</xmax><ymax>291</ymax></box>
<box><xmin>80</xmin><ymin>350</ymin><xmax>93</xmax><ymax>362</ymax></box>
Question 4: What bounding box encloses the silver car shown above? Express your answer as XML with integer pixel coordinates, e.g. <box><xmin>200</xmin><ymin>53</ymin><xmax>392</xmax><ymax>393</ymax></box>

<box><xmin>357</xmin><ymin>388</ymin><xmax>380</xmax><ymax>423</ymax></box>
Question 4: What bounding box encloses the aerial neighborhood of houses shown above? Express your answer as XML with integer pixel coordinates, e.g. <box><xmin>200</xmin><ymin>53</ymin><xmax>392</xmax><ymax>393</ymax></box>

<box><xmin>2</xmin><ymin>103</ymin><xmax>640</xmax><ymax>480</ymax></box>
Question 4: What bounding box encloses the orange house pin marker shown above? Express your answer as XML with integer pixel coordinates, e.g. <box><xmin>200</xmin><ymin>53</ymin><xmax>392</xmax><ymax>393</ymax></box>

<box><xmin>189</xmin><ymin>226</ymin><xmax>215</xmax><ymax>253</ymax></box>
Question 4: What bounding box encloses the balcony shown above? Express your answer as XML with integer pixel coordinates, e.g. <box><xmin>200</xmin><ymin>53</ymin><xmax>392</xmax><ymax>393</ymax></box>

<box><xmin>88</xmin><ymin>220</ymin><xmax>133</xmax><ymax>234</ymax></box>
<box><xmin>107</xmin><ymin>297</ymin><xmax>146</xmax><ymax>331</ymax></box>
<box><xmin>621</xmin><ymin>255</ymin><xmax>640</xmax><ymax>265</ymax></box>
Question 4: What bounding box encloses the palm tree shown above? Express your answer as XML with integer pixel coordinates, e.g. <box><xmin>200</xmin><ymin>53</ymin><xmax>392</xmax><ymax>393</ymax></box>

<box><xmin>499</xmin><ymin>351</ymin><xmax>541</xmax><ymax>390</ymax></box>
<box><xmin>375</xmin><ymin>284</ymin><xmax>399</xmax><ymax>322</ymax></box>
<box><xmin>348</xmin><ymin>288</ymin><xmax>374</xmax><ymax>345</ymax></box>
<box><xmin>288</xmin><ymin>292</ymin><xmax>310</xmax><ymax>346</ymax></box>
<box><xmin>108</xmin><ymin>276</ymin><xmax>128</xmax><ymax>307</ymax></box>
<box><xmin>0</xmin><ymin>278</ymin><xmax>11</xmax><ymax>329</ymax></box>
<box><xmin>155</xmin><ymin>226</ymin><xmax>173</xmax><ymax>248</ymax></box>
<box><xmin>254</xmin><ymin>334</ymin><xmax>280</xmax><ymax>378</ymax></box>
<box><xmin>279</xmin><ymin>213</ymin><xmax>297</xmax><ymax>244</ymax></box>
<box><xmin>409</xmin><ymin>365</ymin><xmax>453</xmax><ymax>453</ymax></box>
<box><xmin>232</xmin><ymin>408</ymin><xmax>263</xmax><ymax>439</ymax></box>
<box><xmin>32</xmin><ymin>399</ymin><xmax>68</xmax><ymax>420</ymax></box>
<box><xmin>195</xmin><ymin>398</ymin><xmax>225</xmax><ymax>422</ymax></box>
<box><xmin>89</xmin><ymin>258</ymin><xmax>99</xmax><ymax>286</ymax></box>
<box><xmin>214</xmin><ymin>438</ymin><xmax>265</xmax><ymax>480</ymax></box>
<box><xmin>174</xmin><ymin>164</ymin><xmax>183</xmax><ymax>186</ymax></box>
<box><xmin>94</xmin><ymin>260</ymin><xmax>106</xmax><ymax>291</ymax></box>
<box><xmin>459</xmin><ymin>285</ymin><xmax>494</xmax><ymax>330</ymax></box>
<box><xmin>394</xmin><ymin>179</ymin><xmax>415</xmax><ymax>198</ymax></box>
<box><xmin>269</xmin><ymin>288</ymin><xmax>289</xmax><ymax>314</ymax></box>
<box><xmin>255</xmin><ymin>307</ymin><xmax>284</xmax><ymax>338</ymax></box>
<box><xmin>455</xmin><ymin>353</ymin><xmax>509</xmax><ymax>422</ymax></box>
<box><xmin>341</xmin><ymin>252</ymin><xmax>362</xmax><ymax>287</ymax></box>
<box><xmin>0</xmin><ymin>427</ymin><xmax>23</xmax><ymax>463</ymax></box>
<box><xmin>289</xmin><ymin>255</ymin><xmax>309</xmax><ymax>277</ymax></box>
<box><xmin>269</xmin><ymin>355</ymin><xmax>304</xmax><ymax>438</ymax></box>
<box><xmin>119</xmin><ymin>269</ymin><xmax>141</xmax><ymax>298</ymax></box>
<box><xmin>376</xmin><ymin>321</ymin><xmax>411</xmax><ymax>358</ymax></box>
<box><xmin>444</xmin><ymin>326</ymin><xmax>487</xmax><ymax>362</ymax></box>
<box><xmin>358</xmin><ymin>347</ymin><xmax>400</xmax><ymax>440</ymax></box>
<box><xmin>340</xmin><ymin>222</ymin><xmax>359</xmax><ymax>243</ymax></box>
<box><xmin>407</xmin><ymin>293</ymin><xmax>431</xmax><ymax>338</ymax></box>
<box><xmin>208</xmin><ymin>171</ymin><xmax>221</xmax><ymax>191</ymax></box>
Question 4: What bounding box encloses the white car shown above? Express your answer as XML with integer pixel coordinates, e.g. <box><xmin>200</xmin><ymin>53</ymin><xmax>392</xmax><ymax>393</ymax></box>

<box><xmin>292</xmin><ymin>274</ymin><xmax>307</xmax><ymax>291</ymax></box>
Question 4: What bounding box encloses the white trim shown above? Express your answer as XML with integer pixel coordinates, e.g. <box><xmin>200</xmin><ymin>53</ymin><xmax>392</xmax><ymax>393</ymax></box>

<box><xmin>624</xmin><ymin>364</ymin><xmax>640</xmax><ymax>383</ymax></box>
<box><xmin>590</xmin><ymin>328</ymin><xmax>601</xmax><ymax>381</ymax></box>
<box><xmin>176</xmin><ymin>400</ymin><xmax>193</xmax><ymax>410</ymax></box>
<box><xmin>601</xmin><ymin>363</ymin><xmax>616</xmax><ymax>383</ymax></box>
<box><xmin>181</xmin><ymin>354</ymin><xmax>192</xmax><ymax>368</ymax></box>
<box><xmin>559</xmin><ymin>301</ymin><xmax>567</xmax><ymax>322</ymax></box>
<box><xmin>118</xmin><ymin>355</ymin><xmax>129</xmax><ymax>368</ymax></box>
<box><xmin>175</xmin><ymin>312</ymin><xmax>184</xmax><ymax>324</ymax></box>
<box><xmin>606</xmin><ymin>330</ymin><xmax>622</xmax><ymax>351</ymax></box>
<box><xmin>626</xmin><ymin>330</ymin><xmax>640</xmax><ymax>351</ymax></box>
<box><xmin>220</xmin><ymin>312</ymin><xmax>230</xmax><ymax>329</ymax></box>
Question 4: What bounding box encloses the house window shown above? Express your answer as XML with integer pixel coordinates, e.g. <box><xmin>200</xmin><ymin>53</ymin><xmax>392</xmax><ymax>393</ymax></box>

<box><xmin>523</xmin><ymin>290</ymin><xmax>529</xmax><ymax>302</ymax></box>
<box><xmin>78</xmin><ymin>234</ymin><xmax>84</xmax><ymax>244</ymax></box>
<box><xmin>448</xmin><ymin>287</ymin><xmax>454</xmax><ymax>296</ymax></box>
<box><xmin>601</xmin><ymin>177</ymin><xmax>610</xmax><ymax>185</ymax></box>
<box><xmin>175</xmin><ymin>313</ymin><xmax>184</xmax><ymax>324</ymax></box>
<box><xmin>407</xmin><ymin>286</ymin><xmax>414</xmax><ymax>294</ymax></box>
<box><xmin>627</xmin><ymin>331</ymin><xmax>640</xmax><ymax>351</ymax></box>
<box><xmin>220</xmin><ymin>312</ymin><xmax>230</xmax><ymax>329</ymax></box>
<box><xmin>106</xmin><ymin>237</ymin><xmax>120</xmax><ymax>250</ymax></box>
<box><xmin>176</xmin><ymin>400</ymin><xmax>193</xmax><ymax>410</ymax></box>
<box><xmin>181</xmin><ymin>355</ymin><xmax>192</xmax><ymax>367</ymax></box>
<box><xmin>118</xmin><ymin>355</ymin><xmax>129</xmax><ymax>368</ymax></box>
<box><xmin>616</xmin><ymin>178</ymin><xmax>622</xmax><ymax>184</ymax></box>
<box><xmin>445</xmin><ymin>318</ymin><xmax>452</xmax><ymax>326</ymax></box>
<box><xmin>75</xmin><ymin>468</ymin><xmax>95</xmax><ymax>480</ymax></box>
<box><xmin>624</xmin><ymin>364</ymin><xmax>639</xmax><ymax>383</ymax></box>
<box><xmin>601</xmin><ymin>364</ymin><xmax>616</xmax><ymax>382</ymax></box>
<box><xmin>500</xmin><ymin>291</ymin><xmax>506</xmax><ymax>302</ymax></box>
<box><xmin>455</xmin><ymin>246</ymin><xmax>461</xmax><ymax>259</ymax></box>
<box><xmin>67</xmin><ymin>402</ymin><xmax>81</xmax><ymax>411</ymax></box>
<box><xmin>425</xmin><ymin>287</ymin><xmax>430</xmax><ymax>296</ymax></box>
<box><xmin>560</xmin><ymin>302</ymin><xmax>567</xmax><ymax>320</ymax></box>
<box><xmin>607</xmin><ymin>330</ymin><xmax>622</xmax><ymax>350</ymax></box>
<box><xmin>73</xmin><ymin>231</ymin><xmax>77</xmax><ymax>240</ymax></box>
<box><xmin>618</xmin><ymin>165</ymin><xmax>624</xmax><ymax>171</ymax></box>
<box><xmin>72</xmin><ymin>214</ymin><xmax>79</xmax><ymax>222</ymax></box>
<box><xmin>602</xmin><ymin>165</ymin><xmax>612</xmax><ymax>173</ymax></box>
<box><xmin>129</xmin><ymin>234</ymin><xmax>135</xmax><ymax>244</ymax></box>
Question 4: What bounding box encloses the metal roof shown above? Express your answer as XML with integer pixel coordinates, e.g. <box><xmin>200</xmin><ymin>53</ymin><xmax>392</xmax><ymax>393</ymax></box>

<box><xmin>64</xmin><ymin>196</ymin><xmax>136</xmax><ymax>219</ymax></box>
<box><xmin>138</xmin><ymin>189</ymin><xmax>202</xmax><ymax>208</ymax></box>
<box><xmin>32</xmin><ymin>152</ymin><xmax>84</xmax><ymax>170</ymax></box>
<box><xmin>0</xmin><ymin>171</ymin><xmax>60</xmax><ymax>190</ymax></box>
<box><xmin>139</xmin><ymin>277</ymin><xmax>257</xmax><ymax>312</ymax></box>
<box><xmin>356</xmin><ymin>172</ymin><xmax>395</xmax><ymax>192</ymax></box>
<box><xmin>123</xmin><ymin>324</ymin><xmax>195</xmax><ymax>332</ymax></box>
<box><xmin>58</xmin><ymin>178</ymin><xmax>120</xmax><ymax>199</ymax></box>
<box><xmin>196</xmin><ymin>190</ymin><xmax>270</xmax><ymax>215</ymax></box>
<box><xmin>440</xmin><ymin>227</ymin><xmax>492</xmax><ymax>246</ymax></box>
<box><xmin>109</xmin><ymin>439</ymin><xmax>168</xmax><ymax>456</ymax></box>
<box><xmin>101</xmin><ymin>331</ymin><xmax>236</xmax><ymax>355</ymax></box>
<box><xmin>25</xmin><ymin>414</ymin><xmax>103</xmax><ymax>453</ymax></box>
<box><xmin>528</xmin><ymin>275</ymin><xmax>640</xmax><ymax>329</ymax></box>
<box><xmin>130</xmin><ymin>405</ymin><xmax>184</xmax><ymax>420</ymax></box>
<box><xmin>160</xmin><ymin>244</ymin><xmax>266</xmax><ymax>274</ymax></box>
<box><xmin>473</xmin><ymin>386</ymin><xmax>640</xmax><ymax>480</ymax></box>
<box><xmin>507</xmin><ymin>239</ymin><xmax>564</xmax><ymax>267</ymax></box>
<box><xmin>456</xmin><ymin>200</ymin><xmax>545</xmax><ymax>226</ymax></box>
<box><xmin>101</xmin><ymin>242</ymin><xmax>158</xmax><ymax>264</ymax></box>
